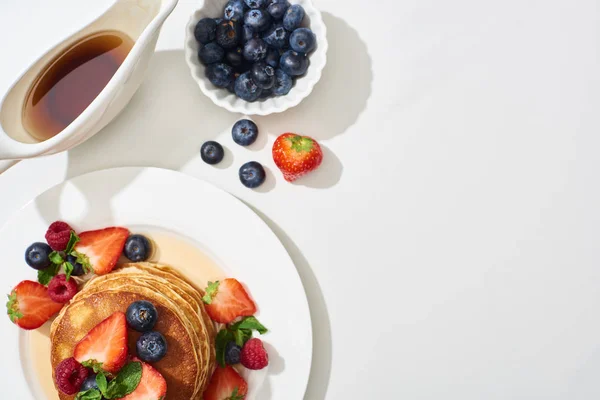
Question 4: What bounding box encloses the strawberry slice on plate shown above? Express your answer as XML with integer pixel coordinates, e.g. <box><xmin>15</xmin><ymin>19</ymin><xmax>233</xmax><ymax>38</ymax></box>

<box><xmin>74</xmin><ymin>311</ymin><xmax>128</xmax><ymax>374</ymax></box>
<box><xmin>202</xmin><ymin>279</ymin><xmax>257</xmax><ymax>324</ymax></box>
<box><xmin>6</xmin><ymin>280</ymin><xmax>64</xmax><ymax>330</ymax></box>
<box><xmin>74</xmin><ymin>227</ymin><xmax>129</xmax><ymax>275</ymax></box>
<box><xmin>204</xmin><ymin>366</ymin><xmax>248</xmax><ymax>400</ymax></box>
<box><xmin>120</xmin><ymin>359</ymin><xmax>167</xmax><ymax>400</ymax></box>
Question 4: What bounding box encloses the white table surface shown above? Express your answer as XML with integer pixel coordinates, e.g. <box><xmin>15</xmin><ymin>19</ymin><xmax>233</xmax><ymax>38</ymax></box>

<box><xmin>1</xmin><ymin>1</ymin><xmax>600</xmax><ymax>399</ymax></box>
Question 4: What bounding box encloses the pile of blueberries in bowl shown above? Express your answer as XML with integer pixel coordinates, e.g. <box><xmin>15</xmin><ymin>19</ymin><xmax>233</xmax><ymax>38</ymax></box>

<box><xmin>193</xmin><ymin>0</ymin><xmax>317</xmax><ymax>102</ymax></box>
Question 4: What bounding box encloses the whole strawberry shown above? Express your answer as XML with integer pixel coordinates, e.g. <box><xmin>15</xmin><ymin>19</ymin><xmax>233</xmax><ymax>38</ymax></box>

<box><xmin>272</xmin><ymin>133</ymin><xmax>323</xmax><ymax>182</ymax></box>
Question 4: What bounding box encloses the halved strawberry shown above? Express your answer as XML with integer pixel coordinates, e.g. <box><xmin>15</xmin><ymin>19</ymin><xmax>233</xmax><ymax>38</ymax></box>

<box><xmin>202</xmin><ymin>279</ymin><xmax>257</xmax><ymax>324</ymax></box>
<box><xmin>6</xmin><ymin>280</ymin><xmax>64</xmax><ymax>330</ymax></box>
<box><xmin>120</xmin><ymin>359</ymin><xmax>167</xmax><ymax>400</ymax></box>
<box><xmin>74</xmin><ymin>311</ymin><xmax>128</xmax><ymax>374</ymax></box>
<box><xmin>74</xmin><ymin>227</ymin><xmax>129</xmax><ymax>275</ymax></box>
<box><xmin>204</xmin><ymin>366</ymin><xmax>248</xmax><ymax>400</ymax></box>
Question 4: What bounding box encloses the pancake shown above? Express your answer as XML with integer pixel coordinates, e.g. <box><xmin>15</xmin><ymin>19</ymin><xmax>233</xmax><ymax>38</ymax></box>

<box><xmin>50</xmin><ymin>263</ymin><xmax>216</xmax><ymax>400</ymax></box>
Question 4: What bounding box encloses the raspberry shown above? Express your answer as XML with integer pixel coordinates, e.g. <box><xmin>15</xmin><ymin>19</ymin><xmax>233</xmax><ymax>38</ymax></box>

<box><xmin>45</xmin><ymin>221</ymin><xmax>73</xmax><ymax>251</ymax></box>
<box><xmin>240</xmin><ymin>338</ymin><xmax>269</xmax><ymax>370</ymax></box>
<box><xmin>48</xmin><ymin>274</ymin><xmax>78</xmax><ymax>303</ymax></box>
<box><xmin>55</xmin><ymin>357</ymin><xmax>88</xmax><ymax>395</ymax></box>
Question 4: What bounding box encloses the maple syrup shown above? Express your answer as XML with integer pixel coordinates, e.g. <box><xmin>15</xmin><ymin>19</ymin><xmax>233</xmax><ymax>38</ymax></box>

<box><xmin>22</xmin><ymin>30</ymin><xmax>134</xmax><ymax>141</ymax></box>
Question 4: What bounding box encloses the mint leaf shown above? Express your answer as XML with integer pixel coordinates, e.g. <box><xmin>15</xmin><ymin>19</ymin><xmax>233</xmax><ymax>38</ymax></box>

<box><xmin>215</xmin><ymin>328</ymin><xmax>234</xmax><ymax>368</ymax></box>
<box><xmin>49</xmin><ymin>251</ymin><xmax>64</xmax><ymax>265</ymax></box>
<box><xmin>81</xmin><ymin>360</ymin><xmax>104</xmax><ymax>374</ymax></box>
<box><xmin>64</xmin><ymin>262</ymin><xmax>74</xmax><ymax>282</ymax></box>
<box><xmin>230</xmin><ymin>316</ymin><xmax>268</xmax><ymax>335</ymax></box>
<box><xmin>202</xmin><ymin>281</ymin><xmax>220</xmax><ymax>304</ymax></box>
<box><xmin>103</xmin><ymin>361</ymin><xmax>142</xmax><ymax>399</ymax></box>
<box><xmin>233</xmin><ymin>328</ymin><xmax>253</xmax><ymax>347</ymax></box>
<box><xmin>96</xmin><ymin>371</ymin><xmax>108</xmax><ymax>394</ymax></box>
<box><xmin>65</xmin><ymin>231</ymin><xmax>80</xmax><ymax>254</ymax></box>
<box><xmin>37</xmin><ymin>263</ymin><xmax>59</xmax><ymax>286</ymax></box>
<box><xmin>75</xmin><ymin>389</ymin><xmax>102</xmax><ymax>400</ymax></box>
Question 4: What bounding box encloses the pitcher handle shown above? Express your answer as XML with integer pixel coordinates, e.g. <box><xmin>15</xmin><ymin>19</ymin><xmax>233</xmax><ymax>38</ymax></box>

<box><xmin>0</xmin><ymin>159</ymin><xmax>19</xmax><ymax>174</ymax></box>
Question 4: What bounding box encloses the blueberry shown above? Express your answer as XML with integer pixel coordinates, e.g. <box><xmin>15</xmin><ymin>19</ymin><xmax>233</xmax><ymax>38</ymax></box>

<box><xmin>272</xmin><ymin>68</ymin><xmax>293</xmax><ymax>95</ymax></box>
<box><xmin>266</xmin><ymin>48</ymin><xmax>280</xmax><ymax>68</ymax></box>
<box><xmin>280</xmin><ymin>50</ymin><xmax>308</xmax><ymax>76</ymax></box>
<box><xmin>251</xmin><ymin>62</ymin><xmax>275</xmax><ymax>89</ymax></box>
<box><xmin>244</xmin><ymin>9</ymin><xmax>271</xmax><ymax>32</ymax></box>
<box><xmin>242</xmin><ymin>25</ymin><xmax>256</xmax><ymax>43</ymax></box>
<box><xmin>234</xmin><ymin>72</ymin><xmax>262</xmax><ymax>101</ymax></box>
<box><xmin>232</xmin><ymin>119</ymin><xmax>259</xmax><ymax>146</ymax></box>
<box><xmin>227</xmin><ymin>73</ymin><xmax>240</xmax><ymax>93</ymax></box>
<box><xmin>137</xmin><ymin>331</ymin><xmax>168</xmax><ymax>363</ymax></box>
<box><xmin>223</xmin><ymin>0</ymin><xmax>245</xmax><ymax>21</ymax></box>
<box><xmin>194</xmin><ymin>18</ymin><xmax>217</xmax><ymax>44</ymax></box>
<box><xmin>126</xmin><ymin>300</ymin><xmax>158</xmax><ymax>332</ymax></box>
<box><xmin>81</xmin><ymin>374</ymin><xmax>100</xmax><ymax>392</ymax></box>
<box><xmin>198</xmin><ymin>42</ymin><xmax>224</xmax><ymax>65</ymax></box>
<box><xmin>225</xmin><ymin>47</ymin><xmax>244</xmax><ymax>67</ymax></box>
<box><xmin>259</xmin><ymin>87</ymin><xmax>273</xmax><ymax>99</ymax></box>
<box><xmin>66</xmin><ymin>254</ymin><xmax>85</xmax><ymax>276</ymax></box>
<box><xmin>267</xmin><ymin>0</ymin><xmax>290</xmax><ymax>19</ymax></box>
<box><xmin>200</xmin><ymin>141</ymin><xmax>225</xmax><ymax>164</ymax></box>
<box><xmin>239</xmin><ymin>161</ymin><xmax>266</xmax><ymax>188</ymax></box>
<box><xmin>25</xmin><ymin>242</ymin><xmax>52</xmax><ymax>270</ymax></box>
<box><xmin>225</xmin><ymin>342</ymin><xmax>242</xmax><ymax>365</ymax></box>
<box><xmin>216</xmin><ymin>20</ymin><xmax>242</xmax><ymax>49</ymax></box>
<box><xmin>289</xmin><ymin>27</ymin><xmax>315</xmax><ymax>53</ymax></box>
<box><xmin>242</xmin><ymin>38</ymin><xmax>268</xmax><ymax>62</ymax></box>
<box><xmin>263</xmin><ymin>24</ymin><xmax>289</xmax><ymax>48</ymax></box>
<box><xmin>123</xmin><ymin>234</ymin><xmax>152</xmax><ymax>262</ymax></box>
<box><xmin>283</xmin><ymin>4</ymin><xmax>305</xmax><ymax>31</ymax></box>
<box><xmin>244</xmin><ymin>0</ymin><xmax>267</xmax><ymax>8</ymax></box>
<box><xmin>206</xmin><ymin>63</ymin><xmax>234</xmax><ymax>88</ymax></box>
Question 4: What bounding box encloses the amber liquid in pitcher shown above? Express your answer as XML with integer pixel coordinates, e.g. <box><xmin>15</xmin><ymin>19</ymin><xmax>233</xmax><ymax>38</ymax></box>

<box><xmin>22</xmin><ymin>30</ymin><xmax>134</xmax><ymax>141</ymax></box>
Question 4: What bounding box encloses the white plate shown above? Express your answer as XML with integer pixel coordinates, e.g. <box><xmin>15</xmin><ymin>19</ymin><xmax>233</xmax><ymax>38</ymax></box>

<box><xmin>0</xmin><ymin>167</ymin><xmax>312</xmax><ymax>400</ymax></box>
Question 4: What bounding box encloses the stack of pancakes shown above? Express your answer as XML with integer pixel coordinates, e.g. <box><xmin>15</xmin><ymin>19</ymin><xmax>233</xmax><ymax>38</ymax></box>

<box><xmin>50</xmin><ymin>262</ymin><xmax>216</xmax><ymax>400</ymax></box>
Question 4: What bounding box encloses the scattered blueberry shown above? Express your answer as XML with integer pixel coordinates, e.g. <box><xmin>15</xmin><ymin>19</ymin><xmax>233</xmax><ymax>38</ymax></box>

<box><xmin>66</xmin><ymin>254</ymin><xmax>85</xmax><ymax>276</ymax></box>
<box><xmin>239</xmin><ymin>161</ymin><xmax>266</xmax><ymax>188</ymax></box>
<box><xmin>198</xmin><ymin>42</ymin><xmax>225</xmax><ymax>65</ymax></box>
<box><xmin>263</xmin><ymin>24</ymin><xmax>289</xmax><ymax>48</ymax></box>
<box><xmin>25</xmin><ymin>242</ymin><xmax>52</xmax><ymax>270</ymax></box>
<box><xmin>280</xmin><ymin>50</ymin><xmax>308</xmax><ymax>76</ymax></box>
<box><xmin>290</xmin><ymin>27</ymin><xmax>316</xmax><ymax>53</ymax></box>
<box><xmin>216</xmin><ymin>20</ymin><xmax>242</xmax><ymax>49</ymax></box>
<box><xmin>206</xmin><ymin>63</ymin><xmax>234</xmax><ymax>88</ymax></box>
<box><xmin>265</xmin><ymin>48</ymin><xmax>280</xmax><ymax>67</ymax></box>
<box><xmin>137</xmin><ymin>331</ymin><xmax>168</xmax><ymax>363</ymax></box>
<box><xmin>242</xmin><ymin>25</ymin><xmax>256</xmax><ymax>43</ymax></box>
<box><xmin>232</xmin><ymin>119</ymin><xmax>259</xmax><ymax>146</ymax></box>
<box><xmin>194</xmin><ymin>18</ymin><xmax>217</xmax><ymax>44</ymax></box>
<box><xmin>267</xmin><ymin>0</ymin><xmax>290</xmax><ymax>19</ymax></box>
<box><xmin>244</xmin><ymin>9</ymin><xmax>271</xmax><ymax>32</ymax></box>
<box><xmin>126</xmin><ymin>300</ymin><xmax>158</xmax><ymax>332</ymax></box>
<box><xmin>272</xmin><ymin>68</ymin><xmax>293</xmax><ymax>95</ymax></box>
<box><xmin>225</xmin><ymin>342</ymin><xmax>242</xmax><ymax>365</ymax></box>
<box><xmin>251</xmin><ymin>62</ymin><xmax>275</xmax><ymax>89</ymax></box>
<box><xmin>245</xmin><ymin>0</ymin><xmax>267</xmax><ymax>8</ymax></box>
<box><xmin>80</xmin><ymin>374</ymin><xmax>100</xmax><ymax>392</ymax></box>
<box><xmin>234</xmin><ymin>72</ymin><xmax>263</xmax><ymax>101</ymax></box>
<box><xmin>200</xmin><ymin>141</ymin><xmax>225</xmax><ymax>164</ymax></box>
<box><xmin>224</xmin><ymin>0</ymin><xmax>246</xmax><ymax>21</ymax></box>
<box><xmin>225</xmin><ymin>47</ymin><xmax>244</xmax><ymax>67</ymax></box>
<box><xmin>243</xmin><ymin>38</ymin><xmax>268</xmax><ymax>62</ymax></box>
<box><xmin>283</xmin><ymin>4</ymin><xmax>305</xmax><ymax>31</ymax></box>
<box><xmin>123</xmin><ymin>234</ymin><xmax>152</xmax><ymax>262</ymax></box>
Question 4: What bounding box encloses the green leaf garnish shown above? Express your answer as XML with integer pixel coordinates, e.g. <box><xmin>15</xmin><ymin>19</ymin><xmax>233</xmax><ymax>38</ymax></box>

<box><xmin>102</xmin><ymin>361</ymin><xmax>142</xmax><ymax>399</ymax></box>
<box><xmin>6</xmin><ymin>291</ymin><xmax>22</xmax><ymax>323</ymax></box>
<box><xmin>49</xmin><ymin>251</ymin><xmax>64</xmax><ymax>265</ymax></box>
<box><xmin>96</xmin><ymin>371</ymin><xmax>108</xmax><ymax>394</ymax></box>
<box><xmin>81</xmin><ymin>360</ymin><xmax>105</xmax><ymax>374</ymax></box>
<box><xmin>37</xmin><ymin>263</ymin><xmax>60</xmax><ymax>286</ymax></box>
<box><xmin>230</xmin><ymin>316</ymin><xmax>268</xmax><ymax>335</ymax></box>
<box><xmin>233</xmin><ymin>328</ymin><xmax>253</xmax><ymax>347</ymax></box>
<box><xmin>215</xmin><ymin>328</ymin><xmax>234</xmax><ymax>368</ymax></box>
<box><xmin>65</xmin><ymin>231</ymin><xmax>80</xmax><ymax>254</ymax></box>
<box><xmin>75</xmin><ymin>389</ymin><xmax>102</xmax><ymax>400</ymax></box>
<box><xmin>64</xmin><ymin>262</ymin><xmax>74</xmax><ymax>282</ymax></box>
<box><xmin>202</xmin><ymin>281</ymin><xmax>220</xmax><ymax>304</ymax></box>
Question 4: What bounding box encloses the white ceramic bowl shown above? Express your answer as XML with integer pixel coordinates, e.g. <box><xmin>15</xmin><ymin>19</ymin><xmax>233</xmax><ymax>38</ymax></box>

<box><xmin>184</xmin><ymin>0</ymin><xmax>328</xmax><ymax>115</ymax></box>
